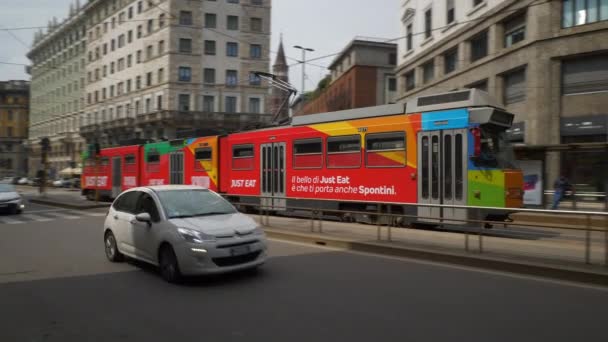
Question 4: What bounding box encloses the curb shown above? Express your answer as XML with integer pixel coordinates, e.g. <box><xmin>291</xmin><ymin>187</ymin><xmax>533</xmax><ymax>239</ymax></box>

<box><xmin>29</xmin><ymin>198</ymin><xmax>111</xmax><ymax>210</ymax></box>
<box><xmin>264</xmin><ymin>228</ymin><xmax>608</xmax><ymax>287</ymax></box>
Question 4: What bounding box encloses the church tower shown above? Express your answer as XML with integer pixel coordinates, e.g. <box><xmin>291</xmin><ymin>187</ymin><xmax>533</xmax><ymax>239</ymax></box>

<box><xmin>269</xmin><ymin>36</ymin><xmax>290</xmax><ymax>119</ymax></box>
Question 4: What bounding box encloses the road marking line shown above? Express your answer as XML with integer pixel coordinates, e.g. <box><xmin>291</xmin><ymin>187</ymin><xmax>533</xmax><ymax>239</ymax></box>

<box><xmin>268</xmin><ymin>238</ymin><xmax>608</xmax><ymax>292</ymax></box>
<box><xmin>0</xmin><ymin>216</ymin><xmax>23</xmax><ymax>224</ymax></box>
<box><xmin>21</xmin><ymin>214</ymin><xmax>53</xmax><ymax>222</ymax></box>
<box><xmin>41</xmin><ymin>212</ymin><xmax>80</xmax><ymax>219</ymax></box>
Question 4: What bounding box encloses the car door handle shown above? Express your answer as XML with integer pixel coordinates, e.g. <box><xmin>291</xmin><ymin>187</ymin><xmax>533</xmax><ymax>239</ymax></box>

<box><xmin>113</xmin><ymin>215</ymin><xmax>119</xmax><ymax>220</ymax></box>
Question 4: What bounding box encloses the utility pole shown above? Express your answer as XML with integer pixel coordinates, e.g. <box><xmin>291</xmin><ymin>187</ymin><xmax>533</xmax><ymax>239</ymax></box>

<box><xmin>293</xmin><ymin>45</ymin><xmax>314</xmax><ymax>94</ymax></box>
<box><xmin>39</xmin><ymin>137</ymin><xmax>50</xmax><ymax>197</ymax></box>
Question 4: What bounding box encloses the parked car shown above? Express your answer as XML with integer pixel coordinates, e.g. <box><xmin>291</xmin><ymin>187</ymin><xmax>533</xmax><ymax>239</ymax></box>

<box><xmin>0</xmin><ymin>183</ymin><xmax>24</xmax><ymax>214</ymax></box>
<box><xmin>17</xmin><ymin>177</ymin><xmax>29</xmax><ymax>185</ymax></box>
<box><xmin>52</xmin><ymin>179</ymin><xmax>67</xmax><ymax>187</ymax></box>
<box><xmin>103</xmin><ymin>185</ymin><xmax>267</xmax><ymax>283</ymax></box>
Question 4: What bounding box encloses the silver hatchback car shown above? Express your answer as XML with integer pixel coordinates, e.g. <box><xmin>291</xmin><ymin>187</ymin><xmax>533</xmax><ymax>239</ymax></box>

<box><xmin>103</xmin><ymin>185</ymin><xmax>267</xmax><ymax>282</ymax></box>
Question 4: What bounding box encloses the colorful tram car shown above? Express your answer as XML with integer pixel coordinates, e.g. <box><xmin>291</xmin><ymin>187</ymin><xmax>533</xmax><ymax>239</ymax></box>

<box><xmin>82</xmin><ymin>89</ymin><xmax>523</xmax><ymax>224</ymax></box>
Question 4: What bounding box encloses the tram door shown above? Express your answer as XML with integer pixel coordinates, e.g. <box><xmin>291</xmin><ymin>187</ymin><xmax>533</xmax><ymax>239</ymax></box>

<box><xmin>112</xmin><ymin>157</ymin><xmax>122</xmax><ymax>198</ymax></box>
<box><xmin>417</xmin><ymin>129</ymin><xmax>468</xmax><ymax>224</ymax></box>
<box><xmin>169</xmin><ymin>152</ymin><xmax>184</xmax><ymax>184</ymax></box>
<box><xmin>260</xmin><ymin>143</ymin><xmax>286</xmax><ymax>210</ymax></box>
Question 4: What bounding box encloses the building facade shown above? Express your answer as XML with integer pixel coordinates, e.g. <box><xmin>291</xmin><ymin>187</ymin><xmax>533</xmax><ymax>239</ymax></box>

<box><xmin>293</xmin><ymin>38</ymin><xmax>397</xmax><ymax>116</ymax></box>
<box><xmin>79</xmin><ymin>0</ymin><xmax>272</xmax><ymax>145</ymax></box>
<box><xmin>27</xmin><ymin>2</ymin><xmax>87</xmax><ymax>178</ymax></box>
<box><xmin>0</xmin><ymin>81</ymin><xmax>30</xmax><ymax>178</ymax></box>
<box><xmin>28</xmin><ymin>0</ymin><xmax>272</xmax><ymax>175</ymax></box>
<box><xmin>396</xmin><ymin>0</ymin><xmax>608</xmax><ymax>192</ymax></box>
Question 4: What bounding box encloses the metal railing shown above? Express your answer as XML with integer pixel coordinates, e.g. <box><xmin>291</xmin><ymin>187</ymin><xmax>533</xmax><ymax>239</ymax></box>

<box><xmin>226</xmin><ymin>195</ymin><xmax>608</xmax><ymax>268</ymax></box>
<box><xmin>543</xmin><ymin>190</ymin><xmax>607</xmax><ymax>211</ymax></box>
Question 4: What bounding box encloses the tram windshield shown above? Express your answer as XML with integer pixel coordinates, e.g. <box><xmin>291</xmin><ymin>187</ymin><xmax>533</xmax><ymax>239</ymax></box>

<box><xmin>473</xmin><ymin>126</ymin><xmax>518</xmax><ymax>169</ymax></box>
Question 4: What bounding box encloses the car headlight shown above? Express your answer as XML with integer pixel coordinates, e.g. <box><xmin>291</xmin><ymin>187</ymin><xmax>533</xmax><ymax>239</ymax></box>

<box><xmin>177</xmin><ymin>228</ymin><xmax>216</xmax><ymax>244</ymax></box>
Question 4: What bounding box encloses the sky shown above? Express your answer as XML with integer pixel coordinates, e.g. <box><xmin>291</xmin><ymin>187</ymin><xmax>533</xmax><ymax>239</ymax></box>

<box><xmin>0</xmin><ymin>0</ymin><xmax>400</xmax><ymax>93</ymax></box>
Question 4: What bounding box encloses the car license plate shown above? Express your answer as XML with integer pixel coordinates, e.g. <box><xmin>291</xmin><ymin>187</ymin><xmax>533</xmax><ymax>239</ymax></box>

<box><xmin>230</xmin><ymin>245</ymin><xmax>251</xmax><ymax>256</ymax></box>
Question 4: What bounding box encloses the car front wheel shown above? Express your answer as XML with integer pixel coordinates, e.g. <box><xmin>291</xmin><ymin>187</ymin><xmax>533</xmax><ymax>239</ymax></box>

<box><xmin>159</xmin><ymin>245</ymin><xmax>182</xmax><ymax>283</ymax></box>
<box><xmin>104</xmin><ymin>231</ymin><xmax>124</xmax><ymax>262</ymax></box>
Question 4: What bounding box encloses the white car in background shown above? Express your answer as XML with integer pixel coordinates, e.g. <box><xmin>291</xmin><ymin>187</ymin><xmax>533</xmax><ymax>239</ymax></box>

<box><xmin>0</xmin><ymin>183</ymin><xmax>24</xmax><ymax>214</ymax></box>
<box><xmin>103</xmin><ymin>185</ymin><xmax>267</xmax><ymax>283</ymax></box>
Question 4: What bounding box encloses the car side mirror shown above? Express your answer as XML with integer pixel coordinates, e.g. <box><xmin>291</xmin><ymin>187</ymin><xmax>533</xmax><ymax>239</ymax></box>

<box><xmin>135</xmin><ymin>212</ymin><xmax>152</xmax><ymax>226</ymax></box>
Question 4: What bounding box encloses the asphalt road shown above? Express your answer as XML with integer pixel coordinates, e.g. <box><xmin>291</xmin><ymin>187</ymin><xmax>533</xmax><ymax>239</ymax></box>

<box><xmin>1</xmin><ymin>212</ymin><xmax>607</xmax><ymax>342</ymax></box>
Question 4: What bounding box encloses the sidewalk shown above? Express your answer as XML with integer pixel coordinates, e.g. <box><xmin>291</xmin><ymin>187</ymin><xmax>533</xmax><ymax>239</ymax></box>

<box><xmin>22</xmin><ymin>188</ymin><xmax>110</xmax><ymax>210</ymax></box>
<box><xmin>256</xmin><ymin>214</ymin><xmax>608</xmax><ymax>286</ymax></box>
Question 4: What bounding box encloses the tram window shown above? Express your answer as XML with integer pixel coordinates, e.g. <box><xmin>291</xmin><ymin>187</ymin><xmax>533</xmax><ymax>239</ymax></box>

<box><xmin>100</xmin><ymin>157</ymin><xmax>110</xmax><ymax>166</ymax></box>
<box><xmin>125</xmin><ymin>154</ymin><xmax>136</xmax><ymax>164</ymax></box>
<box><xmin>421</xmin><ymin>137</ymin><xmax>429</xmax><ymax>199</ymax></box>
<box><xmin>146</xmin><ymin>151</ymin><xmax>160</xmax><ymax>173</ymax></box>
<box><xmin>455</xmin><ymin>134</ymin><xmax>463</xmax><ymax>200</ymax></box>
<box><xmin>194</xmin><ymin>147</ymin><xmax>212</xmax><ymax>171</ymax></box>
<box><xmin>293</xmin><ymin>138</ymin><xmax>322</xmax><ymax>169</ymax></box>
<box><xmin>431</xmin><ymin>135</ymin><xmax>439</xmax><ymax>200</ymax></box>
<box><xmin>232</xmin><ymin>144</ymin><xmax>254</xmax><ymax>170</ymax></box>
<box><xmin>366</xmin><ymin>132</ymin><xmax>406</xmax><ymax>168</ymax></box>
<box><xmin>444</xmin><ymin>135</ymin><xmax>452</xmax><ymax>200</ymax></box>
<box><xmin>327</xmin><ymin>135</ymin><xmax>361</xmax><ymax>168</ymax></box>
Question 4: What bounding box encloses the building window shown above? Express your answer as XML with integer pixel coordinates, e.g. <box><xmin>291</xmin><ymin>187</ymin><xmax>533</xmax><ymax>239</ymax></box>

<box><xmin>226</xmin><ymin>70</ymin><xmax>238</xmax><ymax>86</ymax></box>
<box><xmin>446</xmin><ymin>0</ymin><xmax>455</xmax><ymax>24</ymax></box>
<box><xmin>248</xmin><ymin>98</ymin><xmax>261</xmax><ymax>113</ymax></box>
<box><xmin>249</xmin><ymin>72</ymin><xmax>261</xmax><ymax>85</ymax></box>
<box><xmin>178</xmin><ymin>94</ymin><xmax>190</xmax><ymax>111</ymax></box>
<box><xmin>227</xmin><ymin>15</ymin><xmax>239</xmax><ymax>30</ymax></box>
<box><xmin>251</xmin><ymin>0</ymin><xmax>263</xmax><ymax>5</ymax></box>
<box><xmin>204</xmin><ymin>40</ymin><xmax>216</xmax><ymax>55</ymax></box>
<box><xmin>406</xmin><ymin>24</ymin><xmax>413</xmax><ymax>51</ymax></box>
<box><xmin>7</xmin><ymin>110</ymin><xmax>13</xmax><ymax>121</ymax></box>
<box><xmin>178</xmin><ymin>67</ymin><xmax>192</xmax><ymax>82</ymax></box>
<box><xmin>158</xmin><ymin>40</ymin><xmax>165</xmax><ymax>54</ymax></box>
<box><xmin>137</xmin><ymin>1</ymin><xmax>143</xmax><ymax>13</ymax></box>
<box><xmin>146</xmin><ymin>72</ymin><xmax>153</xmax><ymax>86</ymax></box>
<box><xmin>128</xmin><ymin>30</ymin><xmax>133</xmax><ymax>43</ymax></box>
<box><xmin>226</xmin><ymin>42</ymin><xmax>238</xmax><ymax>57</ymax></box>
<box><xmin>179</xmin><ymin>38</ymin><xmax>192</xmax><ymax>53</ymax></box>
<box><xmin>147</xmin><ymin>45</ymin><xmax>153</xmax><ymax>59</ymax></box>
<box><xmin>470</xmin><ymin>30</ymin><xmax>488</xmax><ymax>62</ymax></box>
<box><xmin>128</xmin><ymin>6</ymin><xmax>133</xmax><ymax>19</ymax></box>
<box><xmin>466</xmin><ymin>79</ymin><xmax>488</xmax><ymax>92</ymax></box>
<box><xmin>157</xmin><ymin>95</ymin><xmax>163</xmax><ymax>110</ymax></box>
<box><xmin>562</xmin><ymin>0</ymin><xmax>608</xmax><ymax>28</ymax></box>
<box><xmin>562</xmin><ymin>54</ymin><xmax>608</xmax><ymax>94</ymax></box>
<box><xmin>147</xmin><ymin>19</ymin><xmax>154</xmax><ymax>33</ymax></box>
<box><xmin>203</xmin><ymin>96</ymin><xmax>215</xmax><ymax>112</ymax></box>
<box><xmin>225</xmin><ymin>96</ymin><xmax>237</xmax><ymax>113</ymax></box>
<box><xmin>136</xmin><ymin>76</ymin><xmax>142</xmax><ymax>89</ymax></box>
<box><xmin>388</xmin><ymin>78</ymin><xmax>397</xmax><ymax>91</ymax></box>
<box><xmin>228</xmin><ymin>0</ymin><xmax>240</xmax><ymax>3</ymax></box>
<box><xmin>422</xmin><ymin>61</ymin><xmax>434</xmax><ymax>83</ymax></box>
<box><xmin>503</xmin><ymin>67</ymin><xmax>526</xmax><ymax>104</ymax></box>
<box><xmin>159</xmin><ymin>14</ymin><xmax>165</xmax><ymax>27</ymax></box>
<box><xmin>158</xmin><ymin>68</ymin><xmax>164</xmax><ymax>83</ymax></box>
<box><xmin>473</xmin><ymin>0</ymin><xmax>484</xmax><ymax>6</ymax></box>
<box><xmin>137</xmin><ymin>25</ymin><xmax>143</xmax><ymax>38</ymax></box>
<box><xmin>504</xmin><ymin>13</ymin><xmax>526</xmax><ymax>47</ymax></box>
<box><xmin>205</xmin><ymin>13</ymin><xmax>217</xmax><ymax>28</ymax></box>
<box><xmin>204</xmin><ymin>68</ymin><xmax>216</xmax><ymax>84</ymax></box>
<box><xmin>250</xmin><ymin>17</ymin><xmax>262</xmax><ymax>32</ymax></box>
<box><xmin>444</xmin><ymin>48</ymin><xmax>458</xmax><ymax>74</ymax></box>
<box><xmin>180</xmin><ymin>11</ymin><xmax>193</xmax><ymax>25</ymax></box>
<box><xmin>424</xmin><ymin>8</ymin><xmax>432</xmax><ymax>39</ymax></box>
<box><xmin>405</xmin><ymin>70</ymin><xmax>416</xmax><ymax>91</ymax></box>
<box><xmin>250</xmin><ymin>44</ymin><xmax>262</xmax><ymax>59</ymax></box>
<box><xmin>136</xmin><ymin>50</ymin><xmax>142</xmax><ymax>63</ymax></box>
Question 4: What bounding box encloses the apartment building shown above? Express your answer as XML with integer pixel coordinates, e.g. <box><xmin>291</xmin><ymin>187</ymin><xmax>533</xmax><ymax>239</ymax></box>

<box><xmin>27</xmin><ymin>3</ymin><xmax>87</xmax><ymax>178</ymax></box>
<box><xmin>0</xmin><ymin>81</ymin><xmax>29</xmax><ymax>178</ymax></box>
<box><xmin>396</xmin><ymin>0</ymin><xmax>608</xmax><ymax>192</ymax></box>
<box><xmin>80</xmin><ymin>0</ymin><xmax>272</xmax><ymax>145</ymax></box>
<box><xmin>28</xmin><ymin>0</ymin><xmax>272</xmax><ymax>165</ymax></box>
<box><xmin>293</xmin><ymin>38</ymin><xmax>397</xmax><ymax>116</ymax></box>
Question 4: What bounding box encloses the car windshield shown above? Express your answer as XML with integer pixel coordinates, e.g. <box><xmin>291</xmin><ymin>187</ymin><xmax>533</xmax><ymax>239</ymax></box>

<box><xmin>157</xmin><ymin>189</ymin><xmax>237</xmax><ymax>219</ymax></box>
<box><xmin>0</xmin><ymin>184</ymin><xmax>16</xmax><ymax>193</ymax></box>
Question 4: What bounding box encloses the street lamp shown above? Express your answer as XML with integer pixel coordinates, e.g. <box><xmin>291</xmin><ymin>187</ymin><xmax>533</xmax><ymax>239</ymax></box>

<box><xmin>293</xmin><ymin>45</ymin><xmax>315</xmax><ymax>94</ymax></box>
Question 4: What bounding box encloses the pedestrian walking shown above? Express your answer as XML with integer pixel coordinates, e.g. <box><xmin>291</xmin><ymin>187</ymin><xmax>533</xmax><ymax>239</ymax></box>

<box><xmin>552</xmin><ymin>176</ymin><xmax>572</xmax><ymax>210</ymax></box>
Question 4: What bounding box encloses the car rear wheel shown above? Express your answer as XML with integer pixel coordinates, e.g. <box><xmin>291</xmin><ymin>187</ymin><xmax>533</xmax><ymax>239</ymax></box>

<box><xmin>159</xmin><ymin>245</ymin><xmax>182</xmax><ymax>283</ymax></box>
<box><xmin>104</xmin><ymin>231</ymin><xmax>124</xmax><ymax>262</ymax></box>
